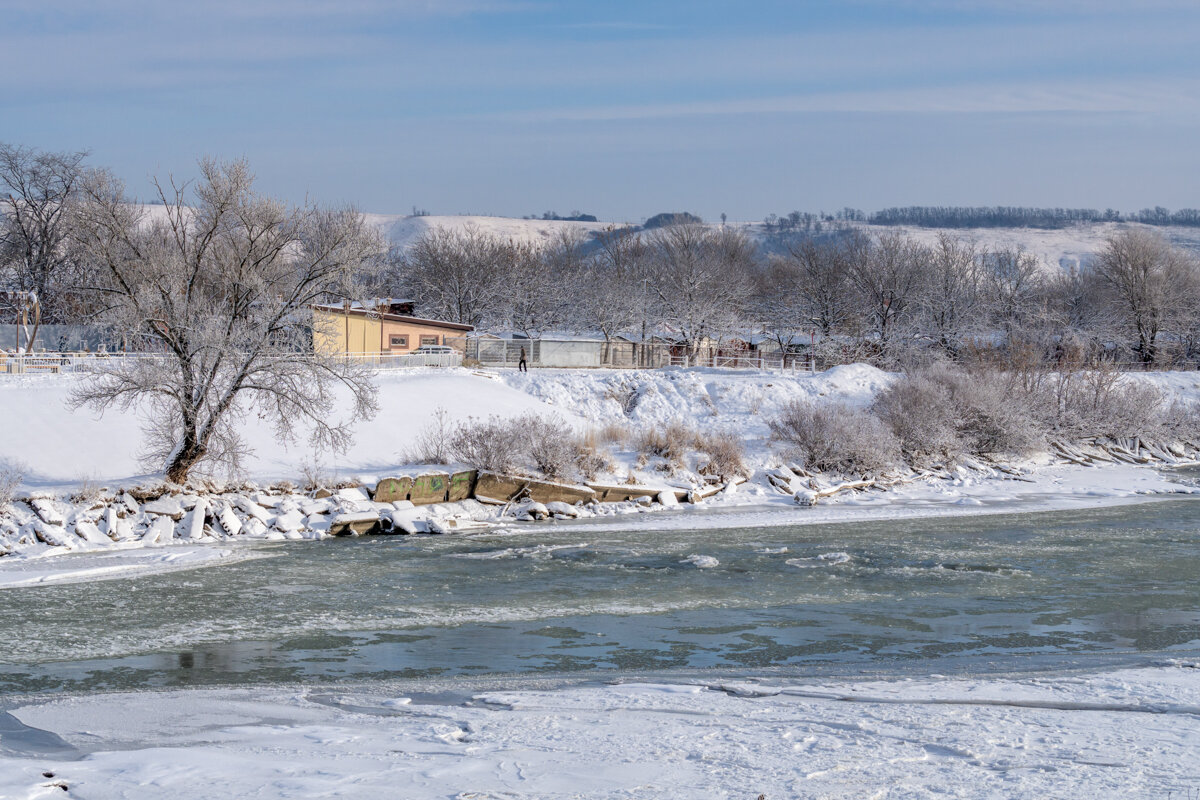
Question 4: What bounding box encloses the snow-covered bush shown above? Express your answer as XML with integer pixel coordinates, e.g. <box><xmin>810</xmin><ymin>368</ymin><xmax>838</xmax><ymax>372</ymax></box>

<box><xmin>1040</xmin><ymin>368</ymin><xmax>1168</xmax><ymax>441</ymax></box>
<box><xmin>874</xmin><ymin>364</ymin><xmax>1042</xmax><ymax>464</ymax></box>
<box><xmin>635</xmin><ymin>422</ymin><xmax>700</xmax><ymax>469</ymax></box>
<box><xmin>408</xmin><ymin>407</ymin><xmax>455</xmax><ymax>464</ymax></box>
<box><xmin>522</xmin><ymin>414</ymin><xmax>578</xmax><ymax>480</ymax></box>
<box><xmin>448</xmin><ymin>415</ymin><xmax>526</xmax><ymax>474</ymax></box>
<box><xmin>0</xmin><ymin>459</ymin><xmax>25</xmax><ymax>509</ymax></box>
<box><xmin>769</xmin><ymin>400</ymin><xmax>900</xmax><ymax>475</ymax></box>
<box><xmin>696</xmin><ymin>431</ymin><xmax>746</xmax><ymax>480</ymax></box>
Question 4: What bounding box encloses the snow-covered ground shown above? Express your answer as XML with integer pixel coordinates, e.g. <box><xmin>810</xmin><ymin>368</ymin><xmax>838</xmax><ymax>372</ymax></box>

<box><xmin>0</xmin><ymin>364</ymin><xmax>889</xmax><ymax>490</ymax></box>
<box><xmin>2</xmin><ymin>664</ymin><xmax>1198</xmax><ymax>799</ymax></box>
<box><xmin>2</xmin><ymin>364</ymin><xmax>1199</xmax><ymax>570</ymax></box>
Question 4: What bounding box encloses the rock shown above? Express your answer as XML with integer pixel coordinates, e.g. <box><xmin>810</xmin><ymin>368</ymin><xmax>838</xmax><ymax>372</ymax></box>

<box><xmin>243</xmin><ymin>518</ymin><xmax>269</xmax><ymax>538</ymax></box>
<box><xmin>634</xmin><ymin>495</ymin><xmax>653</xmax><ymax>506</ymax></box>
<box><xmin>335</xmin><ymin>487</ymin><xmax>371</xmax><ymax>504</ymax></box>
<box><xmin>103</xmin><ymin>506</ymin><xmax>120</xmax><ymax>541</ymax></box>
<box><xmin>142</xmin><ymin>515</ymin><xmax>174</xmax><ymax>544</ymax></box>
<box><xmin>236</xmin><ymin>497</ymin><xmax>272</xmax><ymax>523</ymax></box>
<box><xmin>30</xmin><ymin>498</ymin><xmax>65</xmax><ymax>526</ymax></box>
<box><xmin>119</xmin><ymin>493</ymin><xmax>139</xmax><ymax>516</ymax></box>
<box><xmin>253</xmin><ymin>492</ymin><xmax>281</xmax><ymax>508</ymax></box>
<box><xmin>329</xmin><ymin>511</ymin><xmax>380</xmax><ymax>536</ymax></box>
<box><xmin>313</xmin><ymin>488</ymin><xmax>333</xmax><ymax>499</ymax></box>
<box><xmin>74</xmin><ymin>520</ymin><xmax>109</xmax><ymax>545</ymax></box>
<box><xmin>391</xmin><ymin>499</ymin><xmax>415</xmax><ymax>510</ymax></box>
<box><xmin>300</xmin><ymin>498</ymin><xmax>331</xmax><ymax>516</ymax></box>
<box><xmin>525</xmin><ymin>501</ymin><xmax>549</xmax><ymax>520</ymax></box>
<box><xmin>273</xmin><ymin>509</ymin><xmax>305</xmax><ymax>532</ymax></box>
<box><xmin>382</xmin><ymin>510</ymin><xmax>420</xmax><ymax>535</ymax></box>
<box><xmin>545</xmin><ymin>501</ymin><xmax>578</xmax><ymax>518</ymax></box>
<box><xmin>34</xmin><ymin>521</ymin><xmax>77</xmax><ymax>549</ymax></box>
<box><xmin>187</xmin><ymin>499</ymin><xmax>209</xmax><ymax>540</ymax></box>
<box><xmin>143</xmin><ymin>496</ymin><xmax>185</xmax><ymax>521</ymax></box>
<box><xmin>657</xmin><ymin>490</ymin><xmax>678</xmax><ymax>507</ymax></box>
<box><xmin>218</xmin><ymin>505</ymin><xmax>242</xmax><ymax>537</ymax></box>
<box><xmin>447</xmin><ymin>470</ymin><xmax>477</xmax><ymax>502</ymax></box>
<box><xmin>794</xmin><ymin>489</ymin><xmax>819</xmax><ymax>506</ymax></box>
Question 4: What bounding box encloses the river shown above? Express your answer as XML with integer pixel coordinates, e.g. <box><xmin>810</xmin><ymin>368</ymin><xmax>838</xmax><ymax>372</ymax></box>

<box><xmin>2</xmin><ymin>497</ymin><xmax>1199</xmax><ymax>696</ymax></box>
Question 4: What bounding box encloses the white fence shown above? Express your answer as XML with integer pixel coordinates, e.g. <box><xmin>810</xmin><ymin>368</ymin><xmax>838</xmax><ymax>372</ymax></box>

<box><xmin>1</xmin><ymin>350</ymin><xmax>462</xmax><ymax>375</ymax></box>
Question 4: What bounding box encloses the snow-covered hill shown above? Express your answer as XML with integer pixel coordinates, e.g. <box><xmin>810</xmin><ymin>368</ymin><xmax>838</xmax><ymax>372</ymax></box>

<box><xmin>365</xmin><ymin>212</ymin><xmax>1200</xmax><ymax>271</ymax></box>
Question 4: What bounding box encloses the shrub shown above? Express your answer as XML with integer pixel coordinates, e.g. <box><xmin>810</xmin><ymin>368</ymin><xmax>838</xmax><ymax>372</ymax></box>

<box><xmin>520</xmin><ymin>414</ymin><xmax>577</xmax><ymax>480</ymax></box>
<box><xmin>874</xmin><ymin>364</ymin><xmax>1042</xmax><ymax>464</ymax></box>
<box><xmin>1040</xmin><ymin>368</ymin><xmax>1166</xmax><ymax>441</ymax></box>
<box><xmin>769</xmin><ymin>400</ymin><xmax>900</xmax><ymax>475</ymax></box>
<box><xmin>408</xmin><ymin>407</ymin><xmax>454</xmax><ymax>464</ymax></box>
<box><xmin>0</xmin><ymin>459</ymin><xmax>26</xmax><ymax>509</ymax></box>
<box><xmin>448</xmin><ymin>415</ymin><xmax>526</xmax><ymax>474</ymax></box>
<box><xmin>635</xmin><ymin>421</ymin><xmax>700</xmax><ymax>470</ymax></box>
<box><xmin>696</xmin><ymin>431</ymin><xmax>747</xmax><ymax>480</ymax></box>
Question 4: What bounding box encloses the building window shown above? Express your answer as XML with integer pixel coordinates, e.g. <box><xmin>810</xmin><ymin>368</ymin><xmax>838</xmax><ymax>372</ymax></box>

<box><xmin>420</xmin><ymin>335</ymin><xmax>439</xmax><ymax>346</ymax></box>
<box><xmin>389</xmin><ymin>334</ymin><xmax>408</xmax><ymax>348</ymax></box>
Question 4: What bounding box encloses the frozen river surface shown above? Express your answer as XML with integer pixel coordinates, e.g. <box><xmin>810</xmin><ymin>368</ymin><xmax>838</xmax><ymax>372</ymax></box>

<box><xmin>1</xmin><ymin>498</ymin><xmax>1199</xmax><ymax>797</ymax></box>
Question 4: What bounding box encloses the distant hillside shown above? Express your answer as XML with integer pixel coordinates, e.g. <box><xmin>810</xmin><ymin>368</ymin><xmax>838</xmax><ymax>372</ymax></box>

<box><xmin>367</xmin><ymin>213</ymin><xmax>1200</xmax><ymax>272</ymax></box>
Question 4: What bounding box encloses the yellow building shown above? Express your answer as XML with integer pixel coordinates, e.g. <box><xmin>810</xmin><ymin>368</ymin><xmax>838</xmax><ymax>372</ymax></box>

<box><xmin>312</xmin><ymin>303</ymin><xmax>474</xmax><ymax>355</ymax></box>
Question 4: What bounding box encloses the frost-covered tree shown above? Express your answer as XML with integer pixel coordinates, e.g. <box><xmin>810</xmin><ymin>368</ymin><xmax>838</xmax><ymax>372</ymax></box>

<box><xmin>918</xmin><ymin>233</ymin><xmax>980</xmax><ymax>355</ymax></box>
<box><xmin>391</xmin><ymin>225</ymin><xmax>510</xmax><ymax>329</ymax></box>
<box><xmin>1094</xmin><ymin>229</ymin><xmax>1200</xmax><ymax>364</ymax></box>
<box><xmin>0</xmin><ymin>142</ymin><xmax>91</xmax><ymax>329</ymax></box>
<box><xmin>70</xmin><ymin>158</ymin><xmax>385</xmax><ymax>483</ymax></box>
<box><xmin>846</xmin><ymin>231</ymin><xmax>926</xmax><ymax>353</ymax></box>
<box><xmin>646</xmin><ymin>225</ymin><xmax>753</xmax><ymax>359</ymax></box>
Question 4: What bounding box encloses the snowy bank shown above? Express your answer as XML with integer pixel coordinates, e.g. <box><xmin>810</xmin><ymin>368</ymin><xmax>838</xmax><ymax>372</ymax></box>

<box><xmin>2</xmin><ymin>663</ymin><xmax>1198</xmax><ymax>798</ymax></box>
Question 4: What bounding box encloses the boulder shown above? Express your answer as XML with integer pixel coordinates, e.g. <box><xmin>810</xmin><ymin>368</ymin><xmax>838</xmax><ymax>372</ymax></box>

<box><xmin>329</xmin><ymin>511</ymin><xmax>380</xmax><ymax>536</ymax></box>
<box><xmin>143</xmin><ymin>496</ymin><xmax>186</xmax><ymax>521</ymax></box>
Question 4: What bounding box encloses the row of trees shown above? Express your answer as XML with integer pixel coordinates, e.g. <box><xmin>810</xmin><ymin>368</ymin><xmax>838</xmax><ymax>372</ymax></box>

<box><xmin>388</xmin><ymin>221</ymin><xmax>1200</xmax><ymax>368</ymax></box>
<box><xmin>866</xmin><ymin>205</ymin><xmax>1200</xmax><ymax>229</ymax></box>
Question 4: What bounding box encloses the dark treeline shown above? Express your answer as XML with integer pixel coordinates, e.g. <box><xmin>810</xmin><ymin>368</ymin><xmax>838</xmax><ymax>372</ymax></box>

<box><xmin>867</xmin><ymin>206</ymin><xmax>1200</xmax><ymax>229</ymax></box>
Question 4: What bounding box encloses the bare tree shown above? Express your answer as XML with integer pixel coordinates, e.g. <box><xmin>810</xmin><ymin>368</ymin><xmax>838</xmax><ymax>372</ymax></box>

<box><xmin>982</xmin><ymin>244</ymin><xmax>1042</xmax><ymax>345</ymax></box>
<box><xmin>1093</xmin><ymin>229</ymin><xmax>1200</xmax><ymax>364</ymax></box>
<box><xmin>577</xmin><ymin>229</ymin><xmax>645</xmax><ymax>362</ymax></box>
<box><xmin>847</xmin><ymin>231</ymin><xmax>926</xmax><ymax>353</ymax></box>
<box><xmin>918</xmin><ymin>233</ymin><xmax>980</xmax><ymax>355</ymax></box>
<box><xmin>0</xmin><ymin>142</ymin><xmax>91</xmax><ymax>331</ymax></box>
<box><xmin>71</xmin><ymin>159</ymin><xmax>385</xmax><ymax>483</ymax></box>
<box><xmin>391</xmin><ymin>225</ymin><xmax>508</xmax><ymax>328</ymax></box>
<box><xmin>646</xmin><ymin>225</ymin><xmax>753</xmax><ymax>360</ymax></box>
<box><xmin>503</xmin><ymin>230</ymin><xmax>582</xmax><ymax>337</ymax></box>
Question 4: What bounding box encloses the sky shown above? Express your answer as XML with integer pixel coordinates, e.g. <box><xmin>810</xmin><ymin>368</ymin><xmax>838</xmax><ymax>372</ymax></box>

<box><xmin>4</xmin><ymin>0</ymin><xmax>1200</xmax><ymax>222</ymax></box>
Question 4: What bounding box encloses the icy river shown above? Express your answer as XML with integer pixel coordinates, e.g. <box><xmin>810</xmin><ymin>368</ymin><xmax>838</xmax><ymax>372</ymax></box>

<box><xmin>3</xmin><ymin>497</ymin><xmax>1200</xmax><ymax>798</ymax></box>
<box><xmin>3</xmin><ymin>497</ymin><xmax>1199</xmax><ymax>694</ymax></box>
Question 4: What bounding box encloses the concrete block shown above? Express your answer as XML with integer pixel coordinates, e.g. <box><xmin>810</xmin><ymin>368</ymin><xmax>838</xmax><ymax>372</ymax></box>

<box><xmin>373</xmin><ymin>476</ymin><xmax>414</xmax><ymax>504</ymax></box>
<box><xmin>410</xmin><ymin>472</ymin><xmax>450</xmax><ymax>505</ymax></box>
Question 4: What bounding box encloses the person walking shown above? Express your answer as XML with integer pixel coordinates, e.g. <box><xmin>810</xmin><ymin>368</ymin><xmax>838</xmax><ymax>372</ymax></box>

<box><xmin>518</xmin><ymin>346</ymin><xmax>528</xmax><ymax>373</ymax></box>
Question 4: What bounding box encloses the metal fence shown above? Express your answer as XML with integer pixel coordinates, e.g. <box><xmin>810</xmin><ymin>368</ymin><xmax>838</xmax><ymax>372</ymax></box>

<box><xmin>452</xmin><ymin>337</ymin><xmax>678</xmax><ymax>368</ymax></box>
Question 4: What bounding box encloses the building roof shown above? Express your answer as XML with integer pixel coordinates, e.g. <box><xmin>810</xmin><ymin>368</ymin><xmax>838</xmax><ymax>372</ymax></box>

<box><xmin>311</xmin><ymin>304</ymin><xmax>474</xmax><ymax>332</ymax></box>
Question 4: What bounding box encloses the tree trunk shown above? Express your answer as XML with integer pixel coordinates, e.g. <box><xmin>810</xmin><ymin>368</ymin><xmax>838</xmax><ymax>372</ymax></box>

<box><xmin>166</xmin><ymin>427</ymin><xmax>207</xmax><ymax>484</ymax></box>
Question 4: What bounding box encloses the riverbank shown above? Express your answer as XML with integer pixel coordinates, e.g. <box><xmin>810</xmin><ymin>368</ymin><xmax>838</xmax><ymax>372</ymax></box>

<box><xmin>2</xmin><ymin>662</ymin><xmax>1197</xmax><ymax>799</ymax></box>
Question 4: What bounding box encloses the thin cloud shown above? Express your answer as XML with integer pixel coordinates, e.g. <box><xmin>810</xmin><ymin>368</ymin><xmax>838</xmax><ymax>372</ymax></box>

<box><xmin>495</xmin><ymin>80</ymin><xmax>1200</xmax><ymax>122</ymax></box>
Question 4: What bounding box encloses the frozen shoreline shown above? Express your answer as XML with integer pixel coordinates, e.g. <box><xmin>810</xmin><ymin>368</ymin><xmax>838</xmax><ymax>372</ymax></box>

<box><xmin>1</xmin><ymin>458</ymin><xmax>1196</xmax><ymax>586</ymax></box>
<box><xmin>2</xmin><ymin>662</ymin><xmax>1198</xmax><ymax>799</ymax></box>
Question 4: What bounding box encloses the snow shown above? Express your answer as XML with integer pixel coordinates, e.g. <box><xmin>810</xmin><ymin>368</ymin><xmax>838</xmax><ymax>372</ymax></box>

<box><xmin>1</xmin><ymin>664</ymin><xmax>1197</xmax><ymax>799</ymax></box>
<box><xmin>0</xmin><ymin>546</ymin><xmax>269</xmax><ymax>589</ymax></box>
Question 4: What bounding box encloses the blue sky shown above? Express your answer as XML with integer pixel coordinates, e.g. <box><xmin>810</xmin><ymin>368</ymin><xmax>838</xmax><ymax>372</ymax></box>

<box><xmin>5</xmin><ymin>0</ymin><xmax>1200</xmax><ymax>221</ymax></box>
